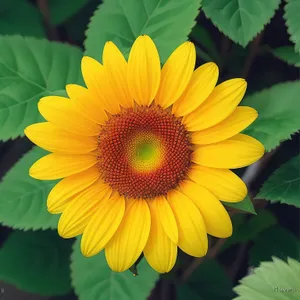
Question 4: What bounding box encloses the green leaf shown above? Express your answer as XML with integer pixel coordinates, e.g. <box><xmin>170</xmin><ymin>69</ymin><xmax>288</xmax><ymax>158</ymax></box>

<box><xmin>71</xmin><ymin>238</ymin><xmax>159</xmax><ymax>300</ymax></box>
<box><xmin>85</xmin><ymin>0</ymin><xmax>201</xmax><ymax>63</ymax></box>
<box><xmin>0</xmin><ymin>35</ymin><xmax>83</xmax><ymax>141</ymax></box>
<box><xmin>256</xmin><ymin>155</ymin><xmax>300</xmax><ymax>207</ymax></box>
<box><xmin>233</xmin><ymin>257</ymin><xmax>300</xmax><ymax>299</ymax></box>
<box><xmin>177</xmin><ymin>285</ymin><xmax>202</xmax><ymax>299</ymax></box>
<box><xmin>202</xmin><ymin>0</ymin><xmax>280</xmax><ymax>47</ymax></box>
<box><xmin>223</xmin><ymin>210</ymin><xmax>277</xmax><ymax>250</ymax></box>
<box><xmin>49</xmin><ymin>0</ymin><xmax>89</xmax><ymax>25</ymax></box>
<box><xmin>242</xmin><ymin>81</ymin><xmax>300</xmax><ymax>151</ymax></box>
<box><xmin>272</xmin><ymin>46</ymin><xmax>300</xmax><ymax>67</ymax></box>
<box><xmin>249</xmin><ymin>226</ymin><xmax>300</xmax><ymax>266</ymax></box>
<box><xmin>223</xmin><ymin>195</ymin><xmax>256</xmax><ymax>214</ymax></box>
<box><xmin>0</xmin><ymin>230</ymin><xmax>72</xmax><ymax>296</ymax></box>
<box><xmin>0</xmin><ymin>147</ymin><xmax>59</xmax><ymax>230</ymax></box>
<box><xmin>177</xmin><ymin>260</ymin><xmax>233</xmax><ymax>300</ymax></box>
<box><xmin>0</xmin><ymin>0</ymin><xmax>45</xmax><ymax>37</ymax></box>
<box><xmin>284</xmin><ymin>0</ymin><xmax>300</xmax><ymax>54</ymax></box>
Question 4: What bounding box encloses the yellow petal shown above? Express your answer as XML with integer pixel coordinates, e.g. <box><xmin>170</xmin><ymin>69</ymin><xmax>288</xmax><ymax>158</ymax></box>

<box><xmin>103</xmin><ymin>41</ymin><xmax>134</xmax><ymax>108</ymax></box>
<box><xmin>144</xmin><ymin>203</ymin><xmax>177</xmax><ymax>273</ymax></box>
<box><xmin>58</xmin><ymin>180</ymin><xmax>112</xmax><ymax>238</ymax></box>
<box><xmin>192</xmin><ymin>134</ymin><xmax>264</xmax><ymax>169</ymax></box>
<box><xmin>172</xmin><ymin>62</ymin><xmax>219</xmax><ymax>116</ymax></box>
<box><xmin>180</xmin><ymin>180</ymin><xmax>232</xmax><ymax>238</ymax></box>
<box><xmin>188</xmin><ymin>165</ymin><xmax>247</xmax><ymax>202</ymax></box>
<box><xmin>30</xmin><ymin>153</ymin><xmax>97</xmax><ymax>180</ymax></box>
<box><xmin>47</xmin><ymin>166</ymin><xmax>100</xmax><ymax>213</ymax></box>
<box><xmin>183</xmin><ymin>78</ymin><xmax>247</xmax><ymax>131</ymax></box>
<box><xmin>191</xmin><ymin>106</ymin><xmax>258</xmax><ymax>145</ymax></box>
<box><xmin>38</xmin><ymin>96</ymin><xmax>101</xmax><ymax>136</ymax></box>
<box><xmin>127</xmin><ymin>35</ymin><xmax>161</xmax><ymax>106</ymax></box>
<box><xmin>25</xmin><ymin>122</ymin><xmax>98</xmax><ymax>154</ymax></box>
<box><xmin>167</xmin><ymin>189</ymin><xmax>207</xmax><ymax>257</ymax></box>
<box><xmin>105</xmin><ymin>199</ymin><xmax>151</xmax><ymax>272</ymax></box>
<box><xmin>81</xmin><ymin>56</ymin><xmax>120</xmax><ymax>114</ymax></box>
<box><xmin>66</xmin><ymin>84</ymin><xmax>107</xmax><ymax>124</ymax></box>
<box><xmin>155</xmin><ymin>42</ymin><xmax>196</xmax><ymax>108</ymax></box>
<box><xmin>81</xmin><ymin>194</ymin><xmax>125</xmax><ymax>257</ymax></box>
<box><xmin>148</xmin><ymin>196</ymin><xmax>178</xmax><ymax>243</ymax></box>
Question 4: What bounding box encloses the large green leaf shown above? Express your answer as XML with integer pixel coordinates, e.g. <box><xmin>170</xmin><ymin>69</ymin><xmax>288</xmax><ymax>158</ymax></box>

<box><xmin>233</xmin><ymin>257</ymin><xmax>300</xmax><ymax>299</ymax></box>
<box><xmin>256</xmin><ymin>156</ymin><xmax>300</xmax><ymax>207</ymax></box>
<box><xmin>177</xmin><ymin>260</ymin><xmax>233</xmax><ymax>300</ymax></box>
<box><xmin>85</xmin><ymin>0</ymin><xmax>201</xmax><ymax>63</ymax></box>
<box><xmin>284</xmin><ymin>0</ymin><xmax>300</xmax><ymax>54</ymax></box>
<box><xmin>249</xmin><ymin>226</ymin><xmax>300</xmax><ymax>266</ymax></box>
<box><xmin>49</xmin><ymin>0</ymin><xmax>89</xmax><ymax>25</ymax></box>
<box><xmin>71</xmin><ymin>238</ymin><xmax>159</xmax><ymax>300</ymax></box>
<box><xmin>272</xmin><ymin>46</ymin><xmax>300</xmax><ymax>67</ymax></box>
<box><xmin>223</xmin><ymin>210</ymin><xmax>277</xmax><ymax>250</ymax></box>
<box><xmin>0</xmin><ymin>35</ymin><xmax>83</xmax><ymax>141</ymax></box>
<box><xmin>223</xmin><ymin>195</ymin><xmax>256</xmax><ymax>214</ymax></box>
<box><xmin>0</xmin><ymin>230</ymin><xmax>72</xmax><ymax>296</ymax></box>
<box><xmin>242</xmin><ymin>81</ymin><xmax>300</xmax><ymax>151</ymax></box>
<box><xmin>0</xmin><ymin>147</ymin><xmax>59</xmax><ymax>230</ymax></box>
<box><xmin>0</xmin><ymin>0</ymin><xmax>45</xmax><ymax>37</ymax></box>
<box><xmin>202</xmin><ymin>0</ymin><xmax>280</xmax><ymax>47</ymax></box>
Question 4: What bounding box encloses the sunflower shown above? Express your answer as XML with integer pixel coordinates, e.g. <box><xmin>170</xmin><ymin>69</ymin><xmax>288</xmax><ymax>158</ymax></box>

<box><xmin>24</xmin><ymin>35</ymin><xmax>264</xmax><ymax>273</ymax></box>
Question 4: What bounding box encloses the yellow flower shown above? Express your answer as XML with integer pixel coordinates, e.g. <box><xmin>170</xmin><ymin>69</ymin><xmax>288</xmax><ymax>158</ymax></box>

<box><xmin>24</xmin><ymin>35</ymin><xmax>264</xmax><ymax>273</ymax></box>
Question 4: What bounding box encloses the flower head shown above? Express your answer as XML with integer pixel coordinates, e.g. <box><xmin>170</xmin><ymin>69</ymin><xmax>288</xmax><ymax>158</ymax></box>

<box><xmin>24</xmin><ymin>35</ymin><xmax>264</xmax><ymax>273</ymax></box>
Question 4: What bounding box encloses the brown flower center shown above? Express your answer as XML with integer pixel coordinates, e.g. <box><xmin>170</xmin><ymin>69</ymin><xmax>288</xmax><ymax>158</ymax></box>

<box><xmin>97</xmin><ymin>105</ymin><xmax>192</xmax><ymax>199</ymax></box>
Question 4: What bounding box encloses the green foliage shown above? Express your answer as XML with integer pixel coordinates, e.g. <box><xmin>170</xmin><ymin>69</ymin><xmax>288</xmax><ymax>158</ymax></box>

<box><xmin>223</xmin><ymin>210</ymin><xmax>277</xmax><ymax>250</ymax></box>
<box><xmin>242</xmin><ymin>81</ymin><xmax>300</xmax><ymax>151</ymax></box>
<box><xmin>71</xmin><ymin>238</ymin><xmax>159</xmax><ymax>300</ymax></box>
<box><xmin>177</xmin><ymin>260</ymin><xmax>233</xmax><ymax>300</ymax></box>
<box><xmin>284</xmin><ymin>0</ymin><xmax>300</xmax><ymax>53</ymax></box>
<box><xmin>0</xmin><ymin>35</ymin><xmax>83</xmax><ymax>141</ymax></box>
<box><xmin>85</xmin><ymin>0</ymin><xmax>201</xmax><ymax>62</ymax></box>
<box><xmin>249</xmin><ymin>226</ymin><xmax>300</xmax><ymax>266</ymax></box>
<box><xmin>256</xmin><ymin>156</ymin><xmax>300</xmax><ymax>207</ymax></box>
<box><xmin>0</xmin><ymin>230</ymin><xmax>72</xmax><ymax>296</ymax></box>
<box><xmin>49</xmin><ymin>0</ymin><xmax>89</xmax><ymax>25</ymax></box>
<box><xmin>272</xmin><ymin>46</ymin><xmax>300</xmax><ymax>67</ymax></box>
<box><xmin>202</xmin><ymin>0</ymin><xmax>280</xmax><ymax>47</ymax></box>
<box><xmin>190</xmin><ymin>24</ymin><xmax>220</xmax><ymax>63</ymax></box>
<box><xmin>0</xmin><ymin>0</ymin><xmax>45</xmax><ymax>37</ymax></box>
<box><xmin>0</xmin><ymin>147</ymin><xmax>59</xmax><ymax>230</ymax></box>
<box><xmin>233</xmin><ymin>257</ymin><xmax>300</xmax><ymax>299</ymax></box>
<box><xmin>223</xmin><ymin>195</ymin><xmax>256</xmax><ymax>214</ymax></box>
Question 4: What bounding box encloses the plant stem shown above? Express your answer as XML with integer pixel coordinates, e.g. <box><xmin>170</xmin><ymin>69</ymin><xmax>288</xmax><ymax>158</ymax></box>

<box><xmin>36</xmin><ymin>0</ymin><xmax>60</xmax><ymax>41</ymax></box>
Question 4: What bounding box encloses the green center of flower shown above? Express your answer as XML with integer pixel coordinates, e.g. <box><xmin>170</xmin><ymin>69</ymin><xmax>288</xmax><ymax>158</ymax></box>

<box><xmin>136</xmin><ymin>141</ymin><xmax>155</xmax><ymax>161</ymax></box>
<box><xmin>128</xmin><ymin>133</ymin><xmax>164</xmax><ymax>173</ymax></box>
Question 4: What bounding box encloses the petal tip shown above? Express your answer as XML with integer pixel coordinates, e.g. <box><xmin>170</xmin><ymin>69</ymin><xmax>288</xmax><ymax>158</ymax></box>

<box><xmin>80</xmin><ymin>244</ymin><xmax>94</xmax><ymax>258</ymax></box>
<box><xmin>81</xmin><ymin>56</ymin><xmax>101</xmax><ymax>70</ymax></box>
<box><xmin>65</xmin><ymin>83</ymin><xmax>74</xmax><ymax>93</ymax></box>
<box><xmin>29</xmin><ymin>165</ymin><xmax>39</xmax><ymax>179</ymax></box>
<box><xmin>57</xmin><ymin>222</ymin><xmax>70</xmax><ymax>239</ymax></box>
<box><xmin>208</xmin><ymin>62</ymin><xmax>219</xmax><ymax>73</ymax></box>
<box><xmin>23</xmin><ymin>126</ymin><xmax>30</xmax><ymax>137</ymax></box>
<box><xmin>240</xmin><ymin>78</ymin><xmax>247</xmax><ymax>87</ymax></box>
